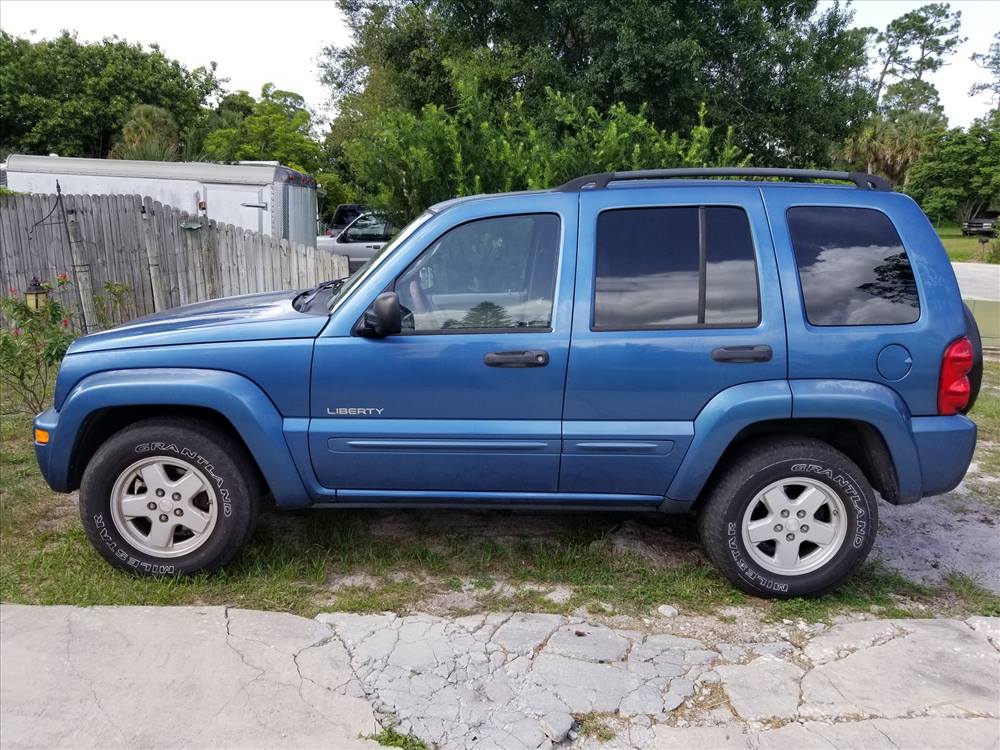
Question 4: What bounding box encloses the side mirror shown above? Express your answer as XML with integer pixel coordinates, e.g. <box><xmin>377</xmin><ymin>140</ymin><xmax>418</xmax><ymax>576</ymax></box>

<box><xmin>356</xmin><ymin>292</ymin><xmax>402</xmax><ymax>338</ymax></box>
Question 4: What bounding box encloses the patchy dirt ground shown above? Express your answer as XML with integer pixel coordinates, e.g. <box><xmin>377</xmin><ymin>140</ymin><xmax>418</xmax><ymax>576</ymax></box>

<box><xmin>877</xmin><ymin>487</ymin><xmax>1000</xmax><ymax>593</ymax></box>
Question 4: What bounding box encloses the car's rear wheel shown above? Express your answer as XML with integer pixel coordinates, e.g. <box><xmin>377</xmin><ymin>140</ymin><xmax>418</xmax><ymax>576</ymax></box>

<box><xmin>79</xmin><ymin>417</ymin><xmax>259</xmax><ymax>575</ymax></box>
<box><xmin>698</xmin><ymin>437</ymin><xmax>878</xmax><ymax>598</ymax></box>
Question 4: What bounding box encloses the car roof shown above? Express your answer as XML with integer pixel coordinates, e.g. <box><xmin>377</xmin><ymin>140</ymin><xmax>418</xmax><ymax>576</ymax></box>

<box><xmin>427</xmin><ymin>179</ymin><xmax>879</xmax><ymax>215</ymax></box>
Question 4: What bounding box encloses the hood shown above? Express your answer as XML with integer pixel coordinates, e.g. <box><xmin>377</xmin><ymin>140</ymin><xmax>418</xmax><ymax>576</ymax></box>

<box><xmin>68</xmin><ymin>290</ymin><xmax>328</xmax><ymax>354</ymax></box>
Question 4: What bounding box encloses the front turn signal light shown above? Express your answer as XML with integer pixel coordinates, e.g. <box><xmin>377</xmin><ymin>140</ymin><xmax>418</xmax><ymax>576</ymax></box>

<box><xmin>34</xmin><ymin>428</ymin><xmax>50</xmax><ymax>445</ymax></box>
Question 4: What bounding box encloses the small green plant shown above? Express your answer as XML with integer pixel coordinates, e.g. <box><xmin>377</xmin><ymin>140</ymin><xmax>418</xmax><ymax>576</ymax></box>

<box><xmin>944</xmin><ymin>571</ymin><xmax>1000</xmax><ymax>616</ymax></box>
<box><xmin>93</xmin><ymin>280</ymin><xmax>133</xmax><ymax>330</ymax></box>
<box><xmin>365</xmin><ymin>727</ymin><xmax>431</xmax><ymax>750</ymax></box>
<box><xmin>0</xmin><ymin>275</ymin><xmax>76</xmax><ymax>413</ymax></box>
<box><xmin>576</xmin><ymin>713</ymin><xmax>616</xmax><ymax>742</ymax></box>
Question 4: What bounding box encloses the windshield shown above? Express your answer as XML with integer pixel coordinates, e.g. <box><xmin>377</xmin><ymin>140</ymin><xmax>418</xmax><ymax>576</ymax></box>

<box><xmin>328</xmin><ymin>211</ymin><xmax>434</xmax><ymax>311</ymax></box>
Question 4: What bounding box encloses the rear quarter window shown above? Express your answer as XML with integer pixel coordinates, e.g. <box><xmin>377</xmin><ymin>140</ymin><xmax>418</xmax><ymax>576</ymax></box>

<box><xmin>786</xmin><ymin>206</ymin><xmax>919</xmax><ymax>326</ymax></box>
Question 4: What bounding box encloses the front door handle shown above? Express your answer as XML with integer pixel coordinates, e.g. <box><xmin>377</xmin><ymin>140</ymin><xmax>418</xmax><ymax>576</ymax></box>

<box><xmin>711</xmin><ymin>345</ymin><xmax>772</xmax><ymax>363</ymax></box>
<box><xmin>484</xmin><ymin>350</ymin><xmax>549</xmax><ymax>367</ymax></box>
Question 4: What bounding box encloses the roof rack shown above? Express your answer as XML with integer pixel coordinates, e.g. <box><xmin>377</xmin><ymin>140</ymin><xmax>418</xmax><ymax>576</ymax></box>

<box><xmin>556</xmin><ymin>168</ymin><xmax>891</xmax><ymax>192</ymax></box>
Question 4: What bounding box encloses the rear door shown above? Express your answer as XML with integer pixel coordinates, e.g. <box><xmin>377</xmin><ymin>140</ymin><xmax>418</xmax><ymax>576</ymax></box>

<box><xmin>562</xmin><ymin>185</ymin><xmax>787</xmax><ymax>496</ymax></box>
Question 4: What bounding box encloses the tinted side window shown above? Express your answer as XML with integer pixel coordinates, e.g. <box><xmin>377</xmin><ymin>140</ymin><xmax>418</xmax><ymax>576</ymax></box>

<box><xmin>594</xmin><ymin>206</ymin><xmax>759</xmax><ymax>330</ymax></box>
<box><xmin>395</xmin><ymin>214</ymin><xmax>560</xmax><ymax>332</ymax></box>
<box><xmin>787</xmin><ymin>206</ymin><xmax>919</xmax><ymax>326</ymax></box>
<box><xmin>342</xmin><ymin>216</ymin><xmax>389</xmax><ymax>243</ymax></box>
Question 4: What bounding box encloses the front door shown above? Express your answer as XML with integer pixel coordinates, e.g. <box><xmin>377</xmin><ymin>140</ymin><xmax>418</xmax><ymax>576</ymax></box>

<box><xmin>562</xmin><ymin>186</ymin><xmax>787</xmax><ymax>496</ymax></box>
<box><xmin>309</xmin><ymin>197</ymin><xmax>577</xmax><ymax>497</ymax></box>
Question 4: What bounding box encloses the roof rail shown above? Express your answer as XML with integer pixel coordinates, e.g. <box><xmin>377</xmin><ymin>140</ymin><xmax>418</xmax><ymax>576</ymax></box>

<box><xmin>556</xmin><ymin>168</ymin><xmax>892</xmax><ymax>192</ymax></box>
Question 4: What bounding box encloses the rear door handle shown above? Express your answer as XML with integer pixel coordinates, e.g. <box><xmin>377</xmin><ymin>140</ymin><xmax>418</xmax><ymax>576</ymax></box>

<box><xmin>711</xmin><ymin>345</ymin><xmax>772</xmax><ymax>363</ymax></box>
<box><xmin>484</xmin><ymin>350</ymin><xmax>549</xmax><ymax>367</ymax></box>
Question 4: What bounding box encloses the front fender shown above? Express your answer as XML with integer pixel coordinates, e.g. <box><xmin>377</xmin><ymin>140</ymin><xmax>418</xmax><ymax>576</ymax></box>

<box><xmin>35</xmin><ymin>368</ymin><xmax>311</xmax><ymax>507</ymax></box>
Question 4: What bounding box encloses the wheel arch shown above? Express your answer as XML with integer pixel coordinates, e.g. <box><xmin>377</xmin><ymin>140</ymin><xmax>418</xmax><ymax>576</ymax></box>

<box><xmin>688</xmin><ymin>418</ymin><xmax>900</xmax><ymax>512</ymax></box>
<box><xmin>666</xmin><ymin>379</ymin><xmax>921</xmax><ymax>508</ymax></box>
<box><xmin>50</xmin><ymin>368</ymin><xmax>311</xmax><ymax>507</ymax></box>
<box><xmin>70</xmin><ymin>405</ymin><xmax>267</xmax><ymax>497</ymax></box>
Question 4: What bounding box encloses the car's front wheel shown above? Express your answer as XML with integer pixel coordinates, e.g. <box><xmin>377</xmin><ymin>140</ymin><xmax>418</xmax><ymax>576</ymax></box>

<box><xmin>698</xmin><ymin>438</ymin><xmax>878</xmax><ymax>598</ymax></box>
<box><xmin>79</xmin><ymin>417</ymin><xmax>259</xmax><ymax>575</ymax></box>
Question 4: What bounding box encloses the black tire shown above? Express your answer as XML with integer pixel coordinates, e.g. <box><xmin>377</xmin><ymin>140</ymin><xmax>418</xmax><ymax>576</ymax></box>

<box><xmin>79</xmin><ymin>417</ymin><xmax>259</xmax><ymax>576</ymax></box>
<box><xmin>963</xmin><ymin>303</ymin><xmax>983</xmax><ymax>414</ymax></box>
<box><xmin>698</xmin><ymin>437</ymin><xmax>878</xmax><ymax>598</ymax></box>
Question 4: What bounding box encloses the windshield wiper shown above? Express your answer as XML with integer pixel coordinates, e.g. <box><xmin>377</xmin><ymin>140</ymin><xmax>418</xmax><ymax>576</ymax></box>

<box><xmin>295</xmin><ymin>277</ymin><xmax>349</xmax><ymax>310</ymax></box>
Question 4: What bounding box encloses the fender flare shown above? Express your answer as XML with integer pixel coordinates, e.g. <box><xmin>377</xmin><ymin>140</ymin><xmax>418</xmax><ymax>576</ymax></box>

<box><xmin>664</xmin><ymin>379</ymin><xmax>921</xmax><ymax>505</ymax></box>
<box><xmin>46</xmin><ymin>368</ymin><xmax>311</xmax><ymax>507</ymax></box>
<box><xmin>789</xmin><ymin>380</ymin><xmax>920</xmax><ymax>502</ymax></box>
<box><xmin>666</xmin><ymin>380</ymin><xmax>792</xmax><ymax>503</ymax></box>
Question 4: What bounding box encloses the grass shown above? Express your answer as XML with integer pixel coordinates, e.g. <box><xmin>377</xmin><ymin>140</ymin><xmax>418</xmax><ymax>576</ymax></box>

<box><xmin>576</xmin><ymin>713</ymin><xmax>617</xmax><ymax>742</ymax></box>
<box><xmin>943</xmin><ymin>572</ymin><xmax>1000</xmax><ymax>617</ymax></box>
<box><xmin>1</xmin><ymin>367</ymin><xmax>998</xmax><ymax>623</ymax></box>
<box><xmin>936</xmin><ymin>222</ymin><xmax>999</xmax><ymax>263</ymax></box>
<box><xmin>365</xmin><ymin>728</ymin><xmax>430</xmax><ymax>750</ymax></box>
<box><xmin>970</xmin><ymin>361</ymin><xmax>1000</xmax><ymax>485</ymax></box>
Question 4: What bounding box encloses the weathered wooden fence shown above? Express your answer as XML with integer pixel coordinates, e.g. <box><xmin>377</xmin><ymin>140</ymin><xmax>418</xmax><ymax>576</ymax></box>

<box><xmin>0</xmin><ymin>192</ymin><xmax>348</xmax><ymax>331</ymax></box>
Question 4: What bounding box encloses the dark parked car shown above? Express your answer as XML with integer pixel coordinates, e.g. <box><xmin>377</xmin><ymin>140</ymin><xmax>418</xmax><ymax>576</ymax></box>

<box><xmin>961</xmin><ymin>211</ymin><xmax>998</xmax><ymax>236</ymax></box>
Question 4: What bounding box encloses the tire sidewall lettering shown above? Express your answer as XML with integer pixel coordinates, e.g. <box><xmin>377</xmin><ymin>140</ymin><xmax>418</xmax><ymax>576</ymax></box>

<box><xmin>92</xmin><ymin>513</ymin><xmax>176</xmax><ymax>574</ymax></box>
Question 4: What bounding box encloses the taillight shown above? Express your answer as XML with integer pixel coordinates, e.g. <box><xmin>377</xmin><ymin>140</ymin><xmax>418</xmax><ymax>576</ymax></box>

<box><xmin>938</xmin><ymin>336</ymin><xmax>974</xmax><ymax>415</ymax></box>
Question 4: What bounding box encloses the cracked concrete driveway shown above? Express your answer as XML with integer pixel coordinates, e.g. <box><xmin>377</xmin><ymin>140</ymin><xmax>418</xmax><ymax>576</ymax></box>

<box><xmin>2</xmin><ymin>604</ymin><xmax>997</xmax><ymax>750</ymax></box>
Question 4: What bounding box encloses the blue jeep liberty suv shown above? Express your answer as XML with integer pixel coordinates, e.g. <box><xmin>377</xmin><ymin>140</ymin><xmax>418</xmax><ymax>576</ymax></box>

<box><xmin>34</xmin><ymin>168</ymin><xmax>982</xmax><ymax>598</ymax></box>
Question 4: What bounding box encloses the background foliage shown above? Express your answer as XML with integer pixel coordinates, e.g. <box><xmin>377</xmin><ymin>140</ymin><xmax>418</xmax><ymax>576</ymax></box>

<box><xmin>1</xmin><ymin>2</ymin><xmax>998</xmax><ymax>224</ymax></box>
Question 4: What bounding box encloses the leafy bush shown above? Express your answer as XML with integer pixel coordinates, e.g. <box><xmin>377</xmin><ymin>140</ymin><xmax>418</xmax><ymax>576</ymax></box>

<box><xmin>93</xmin><ymin>280</ymin><xmax>133</xmax><ymax>330</ymax></box>
<box><xmin>342</xmin><ymin>82</ymin><xmax>748</xmax><ymax>223</ymax></box>
<box><xmin>0</xmin><ymin>276</ymin><xmax>76</xmax><ymax>413</ymax></box>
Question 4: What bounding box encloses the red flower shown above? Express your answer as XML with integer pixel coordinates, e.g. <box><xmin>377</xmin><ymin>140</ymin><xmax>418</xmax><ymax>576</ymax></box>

<box><xmin>57</xmin><ymin>272</ymin><xmax>68</xmax><ymax>283</ymax></box>
<box><xmin>8</xmin><ymin>287</ymin><xmax>16</xmax><ymax>295</ymax></box>
<box><xmin>61</xmin><ymin>318</ymin><xmax>69</xmax><ymax>327</ymax></box>
<box><xmin>13</xmin><ymin>328</ymin><xmax>21</xmax><ymax>337</ymax></box>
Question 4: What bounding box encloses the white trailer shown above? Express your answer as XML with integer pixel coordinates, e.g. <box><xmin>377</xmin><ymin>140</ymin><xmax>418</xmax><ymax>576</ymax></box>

<box><xmin>3</xmin><ymin>154</ymin><xmax>318</xmax><ymax>248</ymax></box>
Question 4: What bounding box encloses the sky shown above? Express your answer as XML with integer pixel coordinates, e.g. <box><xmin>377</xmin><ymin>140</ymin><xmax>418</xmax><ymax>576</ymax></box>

<box><xmin>0</xmin><ymin>0</ymin><xmax>997</xmax><ymax>128</ymax></box>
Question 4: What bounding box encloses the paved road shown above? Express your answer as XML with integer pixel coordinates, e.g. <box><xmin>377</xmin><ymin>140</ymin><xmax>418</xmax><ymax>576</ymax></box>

<box><xmin>954</xmin><ymin>262</ymin><xmax>1000</xmax><ymax>301</ymax></box>
<box><xmin>2</xmin><ymin>604</ymin><xmax>997</xmax><ymax>749</ymax></box>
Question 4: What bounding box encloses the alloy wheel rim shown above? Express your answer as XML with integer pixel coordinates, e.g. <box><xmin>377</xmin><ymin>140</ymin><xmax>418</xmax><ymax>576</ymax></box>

<box><xmin>740</xmin><ymin>477</ymin><xmax>848</xmax><ymax>576</ymax></box>
<box><xmin>110</xmin><ymin>457</ymin><xmax>219</xmax><ymax>558</ymax></box>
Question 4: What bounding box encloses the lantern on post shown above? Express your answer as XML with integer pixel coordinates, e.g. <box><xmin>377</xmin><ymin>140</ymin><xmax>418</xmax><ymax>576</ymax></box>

<box><xmin>24</xmin><ymin>277</ymin><xmax>48</xmax><ymax>311</ymax></box>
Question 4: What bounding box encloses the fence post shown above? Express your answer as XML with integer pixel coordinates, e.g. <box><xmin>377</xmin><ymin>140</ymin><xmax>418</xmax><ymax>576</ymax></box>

<box><xmin>199</xmin><ymin>215</ymin><xmax>220</xmax><ymax>299</ymax></box>
<box><xmin>59</xmin><ymin>193</ymin><xmax>99</xmax><ymax>333</ymax></box>
<box><xmin>141</xmin><ymin>198</ymin><xmax>168</xmax><ymax>312</ymax></box>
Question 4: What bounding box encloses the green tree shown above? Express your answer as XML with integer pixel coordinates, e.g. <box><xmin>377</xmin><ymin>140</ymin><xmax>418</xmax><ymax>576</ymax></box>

<box><xmin>871</xmin><ymin>3</ymin><xmax>965</xmax><ymax>103</ymax></box>
<box><xmin>906</xmin><ymin>111</ymin><xmax>1000</xmax><ymax>223</ymax></box>
<box><xmin>110</xmin><ymin>104</ymin><xmax>180</xmax><ymax>160</ymax></box>
<box><xmin>341</xmin><ymin>76</ymin><xmax>747</xmax><ymax>223</ymax></box>
<box><xmin>839</xmin><ymin>4</ymin><xmax>962</xmax><ymax>186</ymax></box>
<box><xmin>201</xmin><ymin>84</ymin><xmax>323</xmax><ymax>173</ymax></box>
<box><xmin>321</xmin><ymin>0</ymin><xmax>873</xmax><ymax>166</ymax></box>
<box><xmin>0</xmin><ymin>31</ymin><xmax>220</xmax><ymax>158</ymax></box>
<box><xmin>970</xmin><ymin>31</ymin><xmax>1000</xmax><ymax>109</ymax></box>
